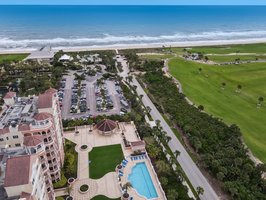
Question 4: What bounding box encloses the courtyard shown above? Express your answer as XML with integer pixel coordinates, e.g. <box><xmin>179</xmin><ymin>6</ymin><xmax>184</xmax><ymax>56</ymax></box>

<box><xmin>55</xmin><ymin>120</ymin><xmax>166</xmax><ymax>200</ymax></box>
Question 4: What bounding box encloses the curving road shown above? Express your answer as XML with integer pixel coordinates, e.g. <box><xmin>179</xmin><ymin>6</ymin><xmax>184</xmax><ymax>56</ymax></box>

<box><xmin>116</xmin><ymin>52</ymin><xmax>220</xmax><ymax>200</ymax></box>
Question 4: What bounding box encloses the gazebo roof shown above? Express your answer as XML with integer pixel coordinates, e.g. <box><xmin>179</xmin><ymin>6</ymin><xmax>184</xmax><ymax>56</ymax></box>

<box><xmin>96</xmin><ymin>119</ymin><xmax>117</xmax><ymax>132</ymax></box>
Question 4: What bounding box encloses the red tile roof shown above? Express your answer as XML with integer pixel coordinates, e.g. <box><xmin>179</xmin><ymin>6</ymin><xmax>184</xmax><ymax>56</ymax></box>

<box><xmin>20</xmin><ymin>192</ymin><xmax>34</xmax><ymax>200</ymax></box>
<box><xmin>96</xmin><ymin>119</ymin><xmax>117</xmax><ymax>132</ymax></box>
<box><xmin>33</xmin><ymin>112</ymin><xmax>52</xmax><ymax>121</ymax></box>
<box><xmin>23</xmin><ymin>135</ymin><xmax>43</xmax><ymax>147</ymax></box>
<box><xmin>38</xmin><ymin>93</ymin><xmax>53</xmax><ymax>109</ymax></box>
<box><xmin>18</xmin><ymin>124</ymin><xmax>30</xmax><ymax>132</ymax></box>
<box><xmin>4</xmin><ymin>155</ymin><xmax>31</xmax><ymax>187</ymax></box>
<box><xmin>0</xmin><ymin>127</ymin><xmax>10</xmax><ymax>135</ymax></box>
<box><xmin>3</xmin><ymin>92</ymin><xmax>16</xmax><ymax>99</ymax></box>
<box><xmin>45</xmin><ymin>88</ymin><xmax>57</xmax><ymax>94</ymax></box>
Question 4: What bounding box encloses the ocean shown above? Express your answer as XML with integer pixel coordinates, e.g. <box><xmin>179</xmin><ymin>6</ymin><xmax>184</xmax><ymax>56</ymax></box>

<box><xmin>0</xmin><ymin>5</ymin><xmax>266</xmax><ymax>51</ymax></box>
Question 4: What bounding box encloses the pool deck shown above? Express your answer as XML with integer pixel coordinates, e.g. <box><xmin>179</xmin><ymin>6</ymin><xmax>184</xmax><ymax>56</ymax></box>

<box><xmin>120</xmin><ymin>157</ymin><xmax>166</xmax><ymax>200</ymax></box>
<box><xmin>58</xmin><ymin>122</ymin><xmax>166</xmax><ymax>200</ymax></box>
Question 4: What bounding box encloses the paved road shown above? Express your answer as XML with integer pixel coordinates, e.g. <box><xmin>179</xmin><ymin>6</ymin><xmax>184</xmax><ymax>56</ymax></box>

<box><xmin>116</xmin><ymin>52</ymin><xmax>219</xmax><ymax>200</ymax></box>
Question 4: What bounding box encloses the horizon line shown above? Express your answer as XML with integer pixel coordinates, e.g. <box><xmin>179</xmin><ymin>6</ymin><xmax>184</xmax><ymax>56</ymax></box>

<box><xmin>0</xmin><ymin>4</ymin><xmax>266</xmax><ymax>6</ymax></box>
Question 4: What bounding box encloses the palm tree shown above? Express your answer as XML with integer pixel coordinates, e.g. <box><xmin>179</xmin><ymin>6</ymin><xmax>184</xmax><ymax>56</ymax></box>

<box><xmin>127</xmin><ymin>75</ymin><xmax>133</xmax><ymax>83</ymax></box>
<box><xmin>65</xmin><ymin>184</ymin><xmax>73</xmax><ymax>196</ymax></box>
<box><xmin>258</xmin><ymin>96</ymin><xmax>264</xmax><ymax>107</ymax></box>
<box><xmin>167</xmin><ymin>189</ymin><xmax>179</xmax><ymax>200</ymax></box>
<box><xmin>146</xmin><ymin>106</ymin><xmax>152</xmax><ymax>114</ymax></box>
<box><xmin>196</xmin><ymin>186</ymin><xmax>204</xmax><ymax>200</ymax></box>
<box><xmin>198</xmin><ymin>67</ymin><xmax>202</xmax><ymax>74</ymax></box>
<box><xmin>174</xmin><ymin>150</ymin><xmax>181</xmax><ymax>159</ymax></box>
<box><xmin>122</xmin><ymin>182</ymin><xmax>133</xmax><ymax>199</ymax></box>
<box><xmin>221</xmin><ymin>82</ymin><xmax>226</xmax><ymax>90</ymax></box>
<box><xmin>236</xmin><ymin>84</ymin><xmax>242</xmax><ymax>93</ymax></box>
<box><xmin>156</xmin><ymin>160</ymin><xmax>170</xmax><ymax>174</ymax></box>
<box><xmin>198</xmin><ymin>105</ymin><xmax>204</xmax><ymax>111</ymax></box>
<box><xmin>165</xmin><ymin>136</ymin><xmax>172</xmax><ymax>144</ymax></box>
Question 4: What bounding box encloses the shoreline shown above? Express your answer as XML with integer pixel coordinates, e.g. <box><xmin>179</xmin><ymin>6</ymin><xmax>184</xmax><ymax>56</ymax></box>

<box><xmin>0</xmin><ymin>39</ymin><xmax>266</xmax><ymax>54</ymax></box>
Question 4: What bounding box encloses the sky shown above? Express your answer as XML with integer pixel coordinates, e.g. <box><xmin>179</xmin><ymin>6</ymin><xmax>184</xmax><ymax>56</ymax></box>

<box><xmin>0</xmin><ymin>0</ymin><xmax>266</xmax><ymax>5</ymax></box>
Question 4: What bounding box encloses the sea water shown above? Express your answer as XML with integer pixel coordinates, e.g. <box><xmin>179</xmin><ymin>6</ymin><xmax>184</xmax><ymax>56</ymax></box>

<box><xmin>0</xmin><ymin>5</ymin><xmax>266</xmax><ymax>50</ymax></box>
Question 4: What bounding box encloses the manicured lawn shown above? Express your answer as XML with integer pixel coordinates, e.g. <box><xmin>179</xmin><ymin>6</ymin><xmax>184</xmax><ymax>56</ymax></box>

<box><xmin>139</xmin><ymin>54</ymin><xmax>174</xmax><ymax>60</ymax></box>
<box><xmin>89</xmin><ymin>144</ymin><xmax>124</xmax><ymax>179</ymax></box>
<box><xmin>208</xmin><ymin>55</ymin><xmax>266</xmax><ymax>63</ymax></box>
<box><xmin>91</xmin><ymin>195</ymin><xmax>120</xmax><ymax>200</ymax></box>
<box><xmin>167</xmin><ymin>43</ymin><xmax>266</xmax><ymax>55</ymax></box>
<box><xmin>0</xmin><ymin>54</ymin><xmax>28</xmax><ymax>64</ymax></box>
<box><xmin>185</xmin><ymin>43</ymin><xmax>266</xmax><ymax>54</ymax></box>
<box><xmin>168</xmin><ymin>57</ymin><xmax>266</xmax><ymax>163</ymax></box>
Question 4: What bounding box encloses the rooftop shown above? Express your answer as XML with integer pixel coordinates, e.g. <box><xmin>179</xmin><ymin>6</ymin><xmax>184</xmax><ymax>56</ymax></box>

<box><xmin>4</xmin><ymin>155</ymin><xmax>31</xmax><ymax>187</ymax></box>
<box><xmin>25</xmin><ymin>46</ymin><xmax>55</xmax><ymax>60</ymax></box>
<box><xmin>3</xmin><ymin>92</ymin><xmax>16</xmax><ymax>99</ymax></box>
<box><xmin>0</xmin><ymin>96</ymin><xmax>37</xmax><ymax>130</ymax></box>
<box><xmin>23</xmin><ymin>135</ymin><xmax>43</xmax><ymax>147</ymax></box>
<box><xmin>0</xmin><ymin>89</ymin><xmax>55</xmax><ymax>131</ymax></box>
<box><xmin>96</xmin><ymin>119</ymin><xmax>117</xmax><ymax>132</ymax></box>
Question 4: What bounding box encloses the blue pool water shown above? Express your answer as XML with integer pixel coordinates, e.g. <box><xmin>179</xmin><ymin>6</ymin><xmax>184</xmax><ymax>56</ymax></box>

<box><xmin>128</xmin><ymin>162</ymin><xmax>158</xmax><ymax>199</ymax></box>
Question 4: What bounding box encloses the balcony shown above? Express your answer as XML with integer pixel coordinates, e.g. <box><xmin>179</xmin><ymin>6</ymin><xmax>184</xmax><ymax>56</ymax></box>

<box><xmin>44</xmin><ymin>138</ymin><xmax>54</xmax><ymax>145</ymax></box>
<box><xmin>31</xmin><ymin>120</ymin><xmax>52</xmax><ymax>130</ymax></box>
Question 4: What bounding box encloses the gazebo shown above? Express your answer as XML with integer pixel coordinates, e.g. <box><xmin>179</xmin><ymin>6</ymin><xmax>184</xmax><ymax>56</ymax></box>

<box><xmin>95</xmin><ymin>119</ymin><xmax>117</xmax><ymax>135</ymax></box>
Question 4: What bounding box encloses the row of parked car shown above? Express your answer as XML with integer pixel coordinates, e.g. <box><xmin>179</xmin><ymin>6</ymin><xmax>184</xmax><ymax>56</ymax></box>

<box><xmin>114</xmin><ymin>81</ymin><xmax>129</xmax><ymax>115</ymax></box>
<box><xmin>95</xmin><ymin>81</ymin><xmax>114</xmax><ymax>112</ymax></box>
<box><xmin>58</xmin><ymin>78</ymin><xmax>66</xmax><ymax>107</ymax></box>
<box><xmin>70</xmin><ymin>80</ymin><xmax>79</xmax><ymax>113</ymax></box>
<box><xmin>79</xmin><ymin>83</ymin><xmax>88</xmax><ymax>113</ymax></box>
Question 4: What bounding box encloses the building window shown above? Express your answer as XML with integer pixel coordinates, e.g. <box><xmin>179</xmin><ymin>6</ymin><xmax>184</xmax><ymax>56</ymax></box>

<box><xmin>0</xmin><ymin>138</ymin><xmax>4</xmax><ymax>141</ymax></box>
<box><xmin>44</xmin><ymin>138</ymin><xmax>48</xmax><ymax>143</ymax></box>
<box><xmin>15</xmin><ymin>143</ymin><xmax>21</xmax><ymax>147</ymax></box>
<box><xmin>6</xmin><ymin>137</ymin><xmax>8</xmax><ymax>140</ymax></box>
<box><xmin>48</xmin><ymin>160</ymin><xmax>52</xmax><ymax>164</ymax></box>
<box><xmin>13</xmin><ymin>135</ymin><xmax>19</xmax><ymax>139</ymax></box>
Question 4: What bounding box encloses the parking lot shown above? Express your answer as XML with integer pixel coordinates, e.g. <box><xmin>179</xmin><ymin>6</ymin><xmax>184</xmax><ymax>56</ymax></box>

<box><xmin>60</xmin><ymin>70</ymin><xmax>129</xmax><ymax>120</ymax></box>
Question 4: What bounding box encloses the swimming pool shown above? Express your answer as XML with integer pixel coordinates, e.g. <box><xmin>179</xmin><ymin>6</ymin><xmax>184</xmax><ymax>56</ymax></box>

<box><xmin>128</xmin><ymin>162</ymin><xmax>158</xmax><ymax>199</ymax></box>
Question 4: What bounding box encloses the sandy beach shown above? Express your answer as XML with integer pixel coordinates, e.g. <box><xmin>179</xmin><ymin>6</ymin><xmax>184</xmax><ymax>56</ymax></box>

<box><xmin>0</xmin><ymin>38</ymin><xmax>266</xmax><ymax>54</ymax></box>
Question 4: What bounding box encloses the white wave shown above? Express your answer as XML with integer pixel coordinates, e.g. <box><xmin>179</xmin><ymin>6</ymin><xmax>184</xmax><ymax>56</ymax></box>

<box><xmin>1</xmin><ymin>30</ymin><xmax>266</xmax><ymax>49</ymax></box>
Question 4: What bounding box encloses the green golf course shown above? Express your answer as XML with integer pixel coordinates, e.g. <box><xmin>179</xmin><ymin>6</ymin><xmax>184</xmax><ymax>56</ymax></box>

<box><xmin>168</xmin><ymin>57</ymin><xmax>266</xmax><ymax>163</ymax></box>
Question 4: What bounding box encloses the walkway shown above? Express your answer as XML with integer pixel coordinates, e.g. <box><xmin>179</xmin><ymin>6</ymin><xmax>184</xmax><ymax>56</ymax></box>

<box><xmin>116</xmin><ymin>52</ymin><xmax>220</xmax><ymax>200</ymax></box>
<box><xmin>62</xmin><ymin>126</ymin><xmax>122</xmax><ymax>199</ymax></box>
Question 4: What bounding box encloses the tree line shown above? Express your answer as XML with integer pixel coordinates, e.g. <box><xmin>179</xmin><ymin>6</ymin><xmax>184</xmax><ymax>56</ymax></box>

<box><xmin>140</xmin><ymin>60</ymin><xmax>266</xmax><ymax>200</ymax></box>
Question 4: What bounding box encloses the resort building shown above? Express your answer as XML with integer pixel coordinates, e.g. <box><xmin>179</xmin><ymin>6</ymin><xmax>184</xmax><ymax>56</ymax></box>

<box><xmin>3</xmin><ymin>154</ymin><xmax>50</xmax><ymax>200</ymax></box>
<box><xmin>25</xmin><ymin>46</ymin><xmax>55</xmax><ymax>63</ymax></box>
<box><xmin>3</xmin><ymin>91</ymin><xmax>16</xmax><ymax>106</ymax></box>
<box><xmin>0</xmin><ymin>88</ymin><xmax>64</xmax><ymax>200</ymax></box>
